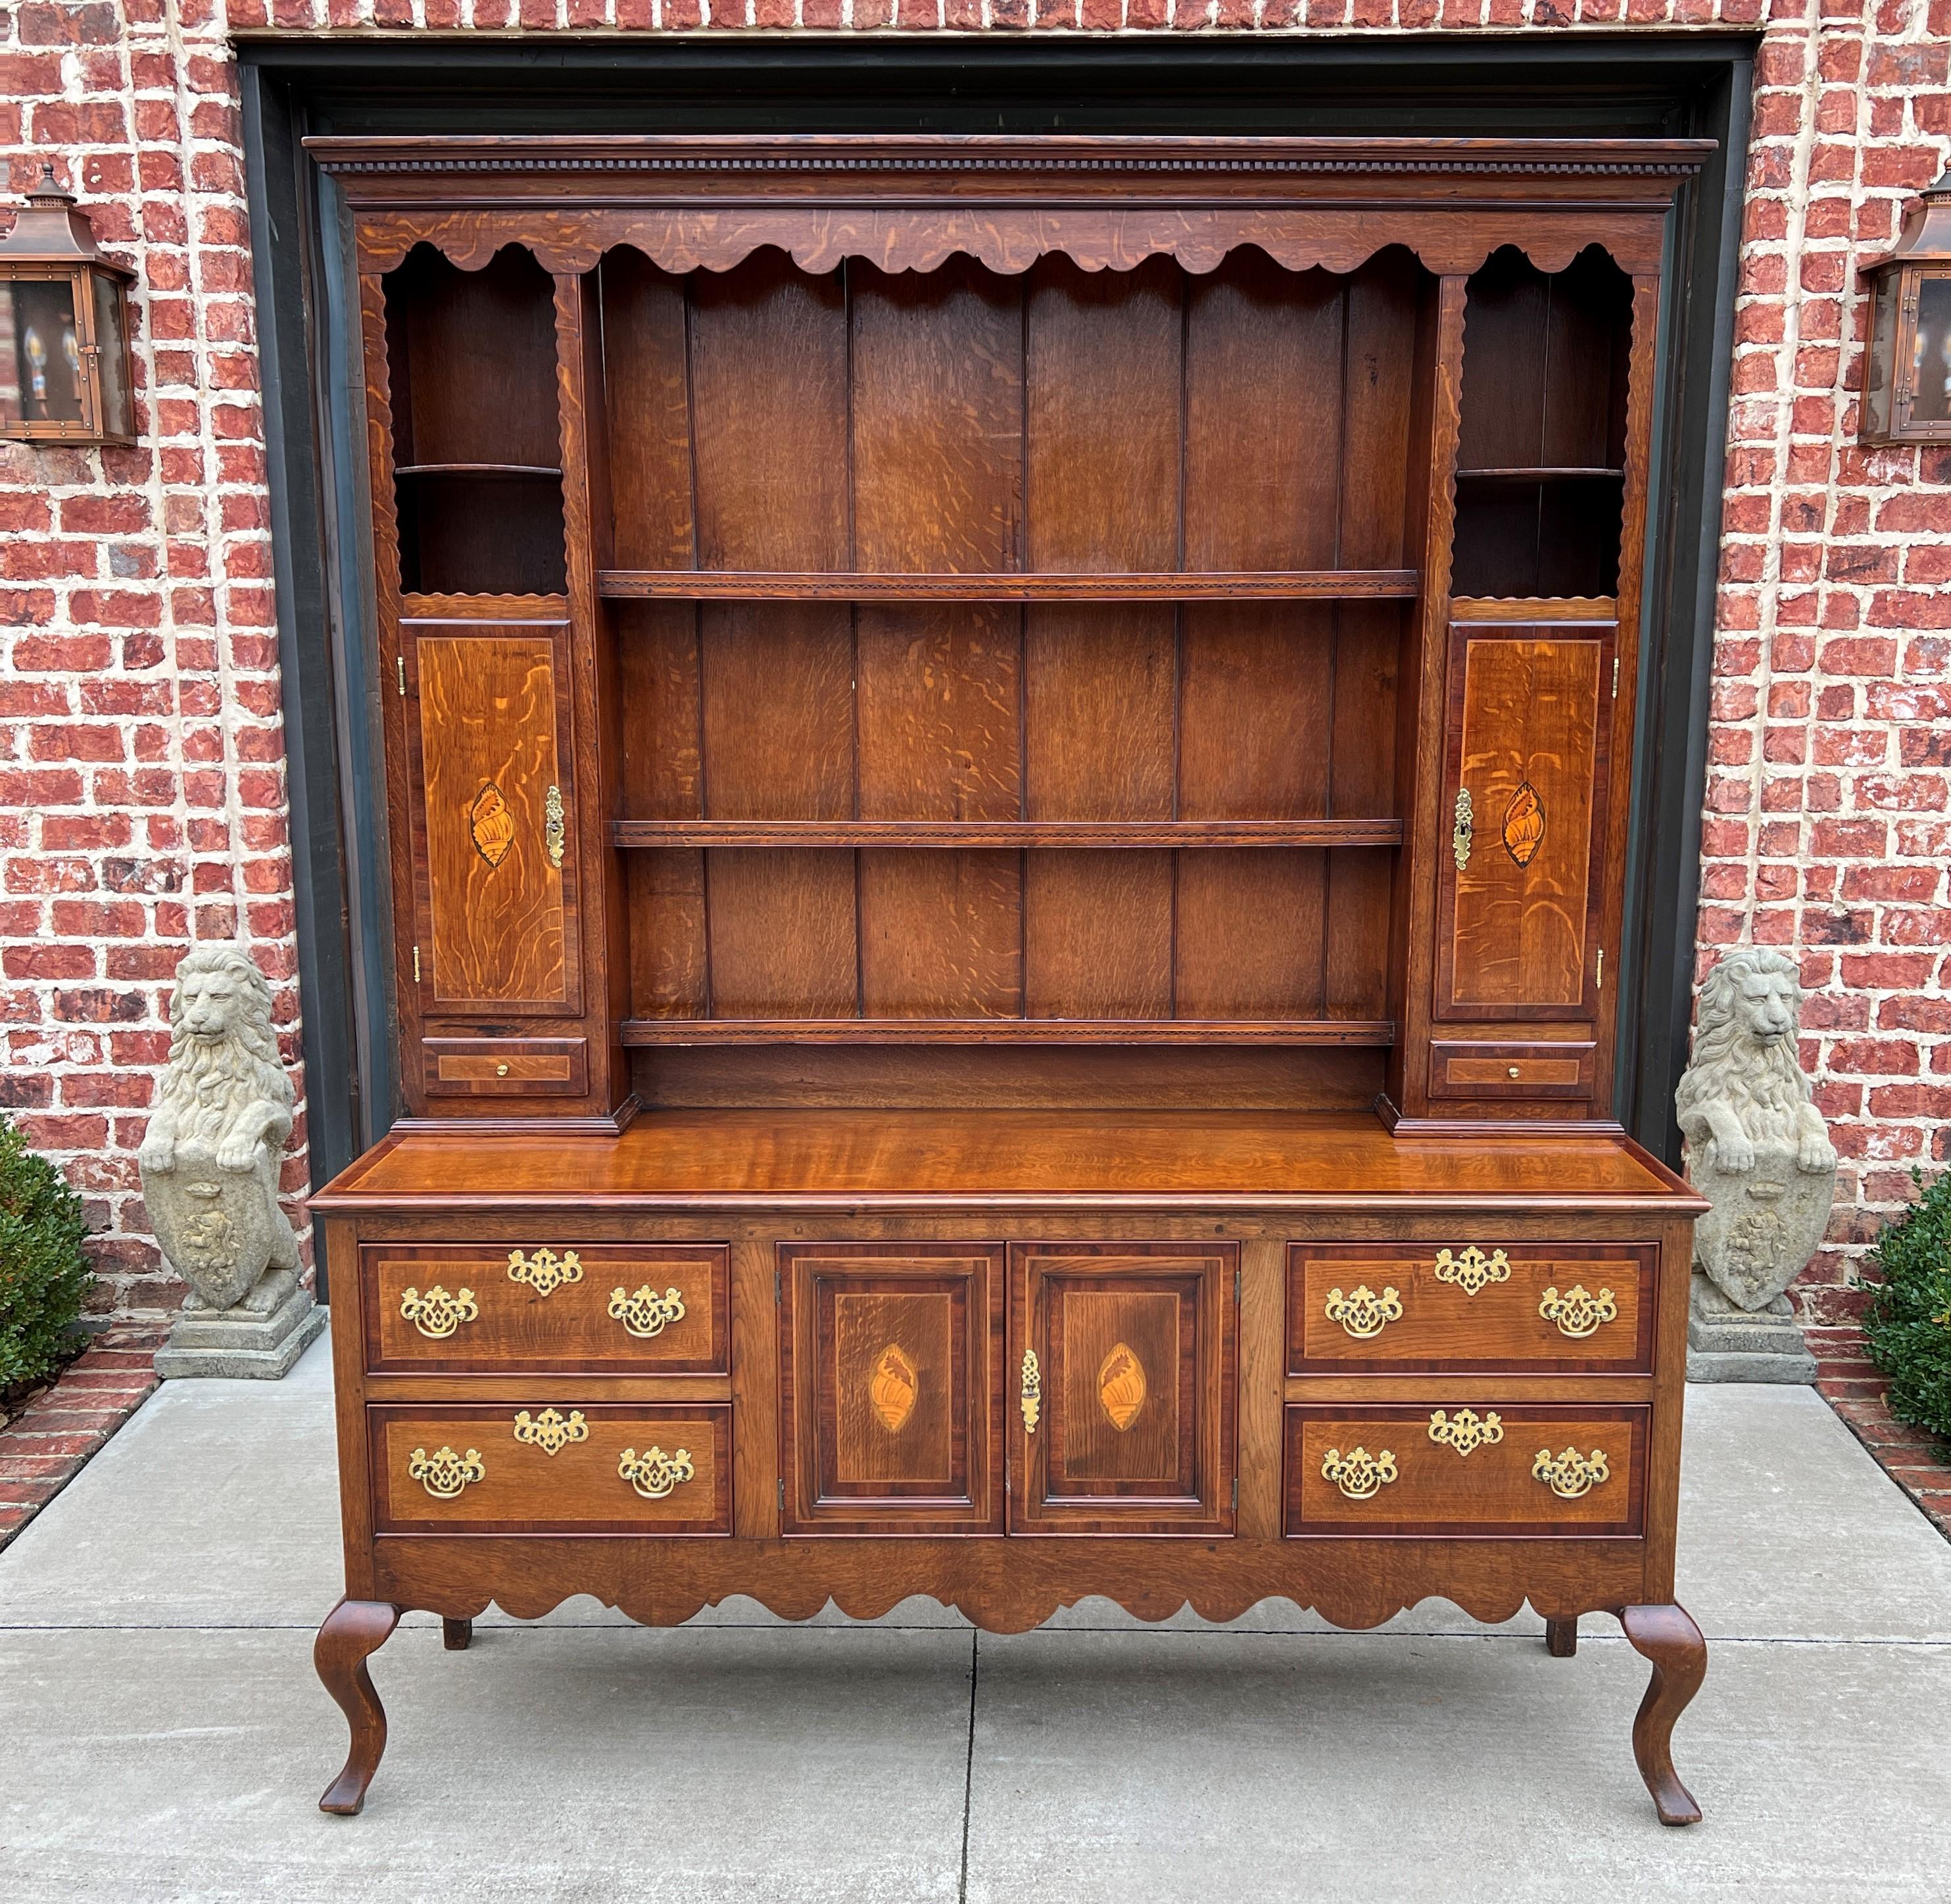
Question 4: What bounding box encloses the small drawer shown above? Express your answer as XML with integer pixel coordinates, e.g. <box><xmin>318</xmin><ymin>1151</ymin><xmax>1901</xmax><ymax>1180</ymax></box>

<box><xmin>1288</xmin><ymin>1241</ymin><xmax>1655</xmax><ymax>1373</ymax></box>
<box><xmin>422</xmin><ymin>1036</ymin><xmax>588</xmax><ymax>1097</ymax></box>
<box><xmin>1429</xmin><ymin>1039</ymin><xmax>1595</xmax><ymax>1100</ymax></box>
<box><xmin>364</xmin><ymin>1241</ymin><xmax>729</xmax><ymax>1375</ymax></box>
<box><xmin>1286</xmin><ymin>1403</ymin><xmax>1646</xmax><ymax>1537</ymax></box>
<box><xmin>372</xmin><ymin>1403</ymin><xmax>731</xmax><ymax>1535</ymax></box>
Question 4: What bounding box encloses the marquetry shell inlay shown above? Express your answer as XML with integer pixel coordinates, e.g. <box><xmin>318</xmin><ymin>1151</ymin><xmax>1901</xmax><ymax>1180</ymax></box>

<box><xmin>1097</xmin><ymin>1342</ymin><xmax>1147</xmax><ymax>1433</ymax></box>
<box><xmin>869</xmin><ymin>1343</ymin><xmax>919</xmax><ymax>1433</ymax></box>
<box><xmin>468</xmin><ymin>780</ymin><xmax>516</xmax><ymax>869</ymax></box>
<box><xmin>1502</xmin><ymin>780</ymin><xmax>1546</xmax><ymax>868</ymax></box>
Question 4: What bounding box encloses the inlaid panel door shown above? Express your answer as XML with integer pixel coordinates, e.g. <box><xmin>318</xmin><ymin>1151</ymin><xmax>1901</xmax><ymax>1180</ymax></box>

<box><xmin>1010</xmin><ymin>1243</ymin><xmax>1237</xmax><ymax>1536</ymax></box>
<box><xmin>779</xmin><ymin>1243</ymin><xmax>1003</xmax><ymax>1535</ymax></box>
<box><xmin>400</xmin><ymin>617</ymin><xmax>582</xmax><ymax>1018</ymax></box>
<box><xmin>1434</xmin><ymin>622</ymin><xmax>1614</xmax><ymax>1022</ymax></box>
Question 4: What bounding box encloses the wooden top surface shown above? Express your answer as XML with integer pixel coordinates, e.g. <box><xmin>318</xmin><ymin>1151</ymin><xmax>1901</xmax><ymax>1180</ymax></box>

<box><xmin>311</xmin><ymin>1110</ymin><xmax>1703</xmax><ymax>1214</ymax></box>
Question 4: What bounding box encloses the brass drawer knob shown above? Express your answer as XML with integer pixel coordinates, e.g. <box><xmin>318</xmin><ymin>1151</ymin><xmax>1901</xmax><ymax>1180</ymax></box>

<box><xmin>1321</xmin><ymin>1445</ymin><xmax>1397</xmax><ymax>1500</ymax></box>
<box><xmin>507</xmin><ymin>1247</ymin><xmax>583</xmax><ymax>1297</ymax></box>
<box><xmin>1020</xmin><ymin>1348</ymin><xmax>1042</xmax><ymax>1435</ymax></box>
<box><xmin>617</xmin><ymin>1444</ymin><xmax>695</xmax><ymax>1500</ymax></box>
<box><xmin>1533</xmin><ymin>1445</ymin><xmax>1611</xmax><ymax>1500</ymax></box>
<box><xmin>608</xmin><ymin>1284</ymin><xmax>686</xmax><ymax>1340</ymax></box>
<box><xmin>512</xmin><ymin>1408</ymin><xmax>588</xmax><ymax>1456</ymax></box>
<box><xmin>398</xmin><ymin>1284</ymin><xmax>477</xmax><ymax>1341</ymax></box>
<box><xmin>1537</xmin><ymin>1283</ymin><xmax>1619</xmax><ymax>1339</ymax></box>
<box><xmin>1432</xmin><ymin>1246</ymin><xmax>1510</xmax><ymax>1297</ymax></box>
<box><xmin>408</xmin><ymin>1445</ymin><xmax>485</xmax><ymax>1500</ymax></box>
<box><xmin>1428</xmin><ymin>1408</ymin><xmax>1503</xmax><ymax>1457</ymax></box>
<box><xmin>1324</xmin><ymin>1283</ymin><xmax>1403</xmax><ymax>1340</ymax></box>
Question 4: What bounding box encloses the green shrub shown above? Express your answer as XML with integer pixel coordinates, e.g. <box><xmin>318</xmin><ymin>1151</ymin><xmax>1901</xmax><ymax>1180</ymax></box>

<box><xmin>0</xmin><ymin>1114</ymin><xmax>92</xmax><ymax>1390</ymax></box>
<box><xmin>1860</xmin><ymin>1166</ymin><xmax>1951</xmax><ymax>1447</ymax></box>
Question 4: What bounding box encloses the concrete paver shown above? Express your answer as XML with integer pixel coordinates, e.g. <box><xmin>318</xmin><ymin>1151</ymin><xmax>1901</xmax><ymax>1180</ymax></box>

<box><xmin>1</xmin><ymin>1336</ymin><xmax>1945</xmax><ymax>1901</ymax></box>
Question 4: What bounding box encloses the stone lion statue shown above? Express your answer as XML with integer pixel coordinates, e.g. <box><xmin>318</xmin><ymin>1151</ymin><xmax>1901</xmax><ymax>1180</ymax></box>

<box><xmin>137</xmin><ymin>945</ymin><xmax>301</xmax><ymax>1315</ymax></box>
<box><xmin>1675</xmin><ymin>947</ymin><xmax>1837</xmax><ymax>1313</ymax></box>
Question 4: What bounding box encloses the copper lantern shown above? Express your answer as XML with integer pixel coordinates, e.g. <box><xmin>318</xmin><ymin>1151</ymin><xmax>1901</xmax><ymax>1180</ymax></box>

<box><xmin>1861</xmin><ymin>170</ymin><xmax>1951</xmax><ymax>448</ymax></box>
<box><xmin>0</xmin><ymin>164</ymin><xmax>135</xmax><ymax>445</ymax></box>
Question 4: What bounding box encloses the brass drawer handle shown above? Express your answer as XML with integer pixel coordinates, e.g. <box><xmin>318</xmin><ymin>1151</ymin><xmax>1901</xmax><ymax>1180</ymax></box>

<box><xmin>512</xmin><ymin>1408</ymin><xmax>587</xmax><ymax>1456</ymax></box>
<box><xmin>408</xmin><ymin>1445</ymin><xmax>485</xmax><ymax>1500</ymax></box>
<box><xmin>544</xmin><ymin>784</ymin><xmax>566</xmax><ymax>869</ymax></box>
<box><xmin>1432</xmin><ymin>1246</ymin><xmax>1510</xmax><ymax>1297</ymax></box>
<box><xmin>398</xmin><ymin>1284</ymin><xmax>477</xmax><ymax>1340</ymax></box>
<box><xmin>1533</xmin><ymin>1445</ymin><xmax>1611</xmax><ymax>1500</ymax></box>
<box><xmin>508</xmin><ymin>1248</ymin><xmax>583</xmax><ymax>1297</ymax></box>
<box><xmin>1452</xmin><ymin>788</ymin><xmax>1473</xmax><ymax>870</ymax></box>
<box><xmin>1537</xmin><ymin>1283</ymin><xmax>1619</xmax><ymax>1339</ymax></box>
<box><xmin>1428</xmin><ymin>1408</ymin><xmax>1503</xmax><ymax>1457</ymax></box>
<box><xmin>1324</xmin><ymin>1284</ymin><xmax>1403</xmax><ymax>1340</ymax></box>
<box><xmin>617</xmin><ymin>1444</ymin><xmax>695</xmax><ymax>1500</ymax></box>
<box><xmin>1021</xmin><ymin>1348</ymin><xmax>1042</xmax><ymax>1435</ymax></box>
<box><xmin>1321</xmin><ymin>1445</ymin><xmax>1397</xmax><ymax>1500</ymax></box>
<box><xmin>608</xmin><ymin>1284</ymin><xmax>686</xmax><ymax>1340</ymax></box>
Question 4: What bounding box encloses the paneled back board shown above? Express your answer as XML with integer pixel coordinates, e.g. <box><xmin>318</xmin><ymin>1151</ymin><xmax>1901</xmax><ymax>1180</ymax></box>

<box><xmin>306</xmin><ymin>136</ymin><xmax>1716</xmax><ymax>1827</ymax></box>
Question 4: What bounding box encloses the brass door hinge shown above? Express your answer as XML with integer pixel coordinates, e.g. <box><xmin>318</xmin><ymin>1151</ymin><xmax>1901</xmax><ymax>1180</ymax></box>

<box><xmin>1612</xmin><ymin>655</ymin><xmax>1620</xmax><ymax>698</ymax></box>
<box><xmin>775</xmin><ymin>1268</ymin><xmax>782</xmax><ymax>1304</ymax></box>
<box><xmin>1596</xmin><ymin>948</ymin><xmax>1604</xmax><ymax>991</ymax></box>
<box><xmin>777</xmin><ymin>1477</ymin><xmax>785</xmax><ymax>1511</ymax></box>
<box><xmin>396</xmin><ymin>655</ymin><xmax>406</xmax><ymax>697</ymax></box>
<box><xmin>412</xmin><ymin>944</ymin><xmax>421</xmax><ymax>984</ymax></box>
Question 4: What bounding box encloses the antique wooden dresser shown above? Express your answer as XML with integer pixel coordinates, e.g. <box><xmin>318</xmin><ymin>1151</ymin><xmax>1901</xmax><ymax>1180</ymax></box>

<box><xmin>304</xmin><ymin>133</ymin><xmax>1714</xmax><ymax>1822</ymax></box>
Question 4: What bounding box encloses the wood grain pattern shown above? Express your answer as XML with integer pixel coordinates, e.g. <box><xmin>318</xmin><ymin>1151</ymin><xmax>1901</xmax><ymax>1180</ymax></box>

<box><xmin>1288</xmin><ymin>1241</ymin><xmax>1655</xmax><ymax>1373</ymax></box>
<box><xmin>780</xmin><ymin>1243</ymin><xmax>1003</xmax><ymax>1534</ymax></box>
<box><xmin>1286</xmin><ymin>1402</ymin><xmax>1647</xmax><ymax>1536</ymax></box>
<box><xmin>599</xmin><ymin>569</ymin><xmax>1419</xmax><ymax>600</ymax></box>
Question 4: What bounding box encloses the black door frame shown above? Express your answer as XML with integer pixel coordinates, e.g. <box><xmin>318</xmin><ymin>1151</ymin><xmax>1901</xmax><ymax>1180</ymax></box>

<box><xmin>237</xmin><ymin>34</ymin><xmax>1756</xmax><ymax>1295</ymax></box>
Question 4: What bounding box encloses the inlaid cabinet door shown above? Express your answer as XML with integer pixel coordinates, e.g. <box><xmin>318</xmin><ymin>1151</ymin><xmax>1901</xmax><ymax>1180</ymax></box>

<box><xmin>401</xmin><ymin>617</ymin><xmax>582</xmax><ymax>1018</ymax></box>
<box><xmin>1011</xmin><ymin>1243</ymin><xmax>1237</xmax><ymax>1536</ymax></box>
<box><xmin>779</xmin><ymin>1244</ymin><xmax>1003</xmax><ymax>1535</ymax></box>
<box><xmin>1435</xmin><ymin>622</ymin><xmax>1613</xmax><ymax>1022</ymax></box>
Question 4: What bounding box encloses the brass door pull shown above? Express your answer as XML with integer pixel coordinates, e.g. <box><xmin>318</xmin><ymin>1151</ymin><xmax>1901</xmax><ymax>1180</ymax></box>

<box><xmin>408</xmin><ymin>1446</ymin><xmax>485</xmax><ymax>1500</ymax></box>
<box><xmin>608</xmin><ymin>1284</ymin><xmax>686</xmax><ymax>1339</ymax></box>
<box><xmin>1321</xmin><ymin>1446</ymin><xmax>1397</xmax><ymax>1500</ymax></box>
<box><xmin>1533</xmin><ymin>1446</ymin><xmax>1611</xmax><ymax>1500</ymax></box>
<box><xmin>399</xmin><ymin>1285</ymin><xmax>478</xmax><ymax>1341</ymax></box>
<box><xmin>1020</xmin><ymin>1348</ymin><xmax>1041</xmax><ymax>1435</ymax></box>
<box><xmin>1432</xmin><ymin>1246</ymin><xmax>1510</xmax><ymax>1297</ymax></box>
<box><xmin>617</xmin><ymin>1445</ymin><xmax>695</xmax><ymax>1500</ymax></box>
<box><xmin>1537</xmin><ymin>1283</ymin><xmax>1619</xmax><ymax>1339</ymax></box>
<box><xmin>1324</xmin><ymin>1284</ymin><xmax>1403</xmax><ymax>1340</ymax></box>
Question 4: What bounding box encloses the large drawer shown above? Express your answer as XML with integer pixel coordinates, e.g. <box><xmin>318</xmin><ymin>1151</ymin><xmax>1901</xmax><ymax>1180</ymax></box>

<box><xmin>362</xmin><ymin>1241</ymin><xmax>729</xmax><ymax>1374</ymax></box>
<box><xmin>370</xmin><ymin>1403</ymin><xmax>731</xmax><ymax>1535</ymax></box>
<box><xmin>1286</xmin><ymin>1403</ymin><xmax>1646</xmax><ymax>1537</ymax></box>
<box><xmin>1288</xmin><ymin>1241</ymin><xmax>1655</xmax><ymax>1373</ymax></box>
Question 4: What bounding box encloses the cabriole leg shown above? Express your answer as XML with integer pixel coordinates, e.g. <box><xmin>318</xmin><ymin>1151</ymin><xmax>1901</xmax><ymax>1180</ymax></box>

<box><xmin>316</xmin><ymin>1598</ymin><xmax>402</xmax><ymax>1815</ymax></box>
<box><xmin>442</xmin><ymin>1617</ymin><xmax>473</xmax><ymax>1652</ymax></box>
<box><xmin>1545</xmin><ymin>1615</ymin><xmax>1578</xmax><ymax>1657</ymax></box>
<box><xmin>1618</xmin><ymin>1602</ymin><xmax>1707</xmax><ymax>1825</ymax></box>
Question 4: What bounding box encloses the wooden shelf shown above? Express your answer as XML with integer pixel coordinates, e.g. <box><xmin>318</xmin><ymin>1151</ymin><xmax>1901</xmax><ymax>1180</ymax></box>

<box><xmin>1449</xmin><ymin>595</ymin><xmax>1618</xmax><ymax>623</ymax></box>
<box><xmin>612</xmin><ymin>819</ymin><xmax>1404</xmax><ymax>851</ymax></box>
<box><xmin>621</xmin><ymin>1018</ymin><xmax>1395</xmax><ymax>1047</ymax></box>
<box><xmin>1454</xmin><ymin>467</ymin><xmax>1624</xmax><ymax>481</ymax></box>
<box><xmin>395</xmin><ymin>462</ymin><xmax>564</xmax><ymax>479</ymax></box>
<box><xmin>599</xmin><ymin>569</ymin><xmax>1418</xmax><ymax>604</ymax></box>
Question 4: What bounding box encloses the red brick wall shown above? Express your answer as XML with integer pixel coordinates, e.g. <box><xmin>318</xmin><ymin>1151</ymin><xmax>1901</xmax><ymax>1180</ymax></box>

<box><xmin>2</xmin><ymin>2</ymin><xmax>1947</xmax><ymax>1330</ymax></box>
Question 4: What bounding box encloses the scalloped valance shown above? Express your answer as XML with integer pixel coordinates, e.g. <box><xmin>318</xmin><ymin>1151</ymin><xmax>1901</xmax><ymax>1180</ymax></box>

<box><xmin>309</xmin><ymin>133</ymin><xmax>1712</xmax><ymax>283</ymax></box>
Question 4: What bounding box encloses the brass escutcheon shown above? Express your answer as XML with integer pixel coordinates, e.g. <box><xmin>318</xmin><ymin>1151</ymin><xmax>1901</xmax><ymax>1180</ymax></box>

<box><xmin>408</xmin><ymin>1445</ymin><xmax>485</xmax><ymax>1500</ymax></box>
<box><xmin>1321</xmin><ymin>1445</ymin><xmax>1398</xmax><ymax>1500</ymax></box>
<box><xmin>617</xmin><ymin>1444</ymin><xmax>695</xmax><ymax>1500</ymax></box>
<box><xmin>508</xmin><ymin>1247</ymin><xmax>583</xmax><ymax>1298</ymax></box>
<box><xmin>1533</xmin><ymin>1445</ymin><xmax>1611</xmax><ymax>1500</ymax></box>
<box><xmin>1432</xmin><ymin>1245</ymin><xmax>1510</xmax><ymax>1297</ymax></box>
<box><xmin>398</xmin><ymin>1284</ymin><xmax>478</xmax><ymax>1341</ymax></box>
<box><xmin>1020</xmin><ymin>1348</ymin><xmax>1042</xmax><ymax>1435</ymax></box>
<box><xmin>512</xmin><ymin>1408</ymin><xmax>589</xmax><ymax>1457</ymax></box>
<box><xmin>1452</xmin><ymin>787</ymin><xmax>1474</xmax><ymax>870</ymax></box>
<box><xmin>1427</xmin><ymin>1408</ymin><xmax>1505</xmax><ymax>1457</ymax></box>
<box><xmin>1537</xmin><ymin>1283</ymin><xmax>1619</xmax><ymax>1339</ymax></box>
<box><xmin>608</xmin><ymin>1283</ymin><xmax>686</xmax><ymax>1340</ymax></box>
<box><xmin>1324</xmin><ymin>1283</ymin><xmax>1404</xmax><ymax>1341</ymax></box>
<box><xmin>544</xmin><ymin>784</ymin><xmax>566</xmax><ymax>870</ymax></box>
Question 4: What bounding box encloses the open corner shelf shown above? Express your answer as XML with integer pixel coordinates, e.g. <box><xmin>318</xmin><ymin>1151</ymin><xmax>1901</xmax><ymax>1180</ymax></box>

<box><xmin>395</xmin><ymin>462</ymin><xmax>565</xmax><ymax>481</ymax></box>
<box><xmin>598</xmin><ymin>569</ymin><xmax>1420</xmax><ymax>604</ymax></box>
<box><xmin>1449</xmin><ymin>594</ymin><xmax>1618</xmax><ymax>623</ymax></box>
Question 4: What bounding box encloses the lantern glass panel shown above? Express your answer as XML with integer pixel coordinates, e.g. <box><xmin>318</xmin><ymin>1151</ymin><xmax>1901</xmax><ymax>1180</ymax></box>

<box><xmin>4</xmin><ymin>275</ymin><xmax>86</xmax><ymax>427</ymax></box>
<box><xmin>91</xmin><ymin>272</ymin><xmax>131</xmax><ymax>438</ymax></box>
<box><xmin>1912</xmin><ymin>274</ymin><xmax>1951</xmax><ymax>425</ymax></box>
<box><xmin>1864</xmin><ymin>272</ymin><xmax>1898</xmax><ymax>441</ymax></box>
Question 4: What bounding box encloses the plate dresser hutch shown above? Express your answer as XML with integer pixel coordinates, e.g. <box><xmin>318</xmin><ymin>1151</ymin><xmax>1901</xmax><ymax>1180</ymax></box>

<box><xmin>305</xmin><ymin>133</ymin><xmax>1715</xmax><ymax>1823</ymax></box>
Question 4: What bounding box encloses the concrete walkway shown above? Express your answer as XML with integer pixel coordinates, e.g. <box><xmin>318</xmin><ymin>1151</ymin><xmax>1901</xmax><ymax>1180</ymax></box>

<box><xmin>2</xmin><ymin>1339</ymin><xmax>1947</xmax><ymax>1903</ymax></box>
